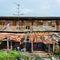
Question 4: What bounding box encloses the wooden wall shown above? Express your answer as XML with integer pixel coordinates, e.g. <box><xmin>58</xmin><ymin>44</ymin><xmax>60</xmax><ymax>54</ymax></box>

<box><xmin>0</xmin><ymin>20</ymin><xmax>60</xmax><ymax>30</ymax></box>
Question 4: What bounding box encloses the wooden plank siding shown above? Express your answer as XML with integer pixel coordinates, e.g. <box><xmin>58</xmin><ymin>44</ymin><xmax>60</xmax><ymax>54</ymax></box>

<box><xmin>0</xmin><ymin>17</ymin><xmax>60</xmax><ymax>32</ymax></box>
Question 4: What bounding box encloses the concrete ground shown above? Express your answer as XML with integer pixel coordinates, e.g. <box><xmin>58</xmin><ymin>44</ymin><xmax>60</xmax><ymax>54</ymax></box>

<box><xmin>21</xmin><ymin>51</ymin><xmax>60</xmax><ymax>60</ymax></box>
<box><xmin>32</xmin><ymin>51</ymin><xmax>60</xmax><ymax>60</ymax></box>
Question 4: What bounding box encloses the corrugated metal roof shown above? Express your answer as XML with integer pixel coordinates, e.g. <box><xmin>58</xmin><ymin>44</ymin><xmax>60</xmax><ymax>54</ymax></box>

<box><xmin>0</xmin><ymin>16</ymin><xmax>60</xmax><ymax>20</ymax></box>
<box><xmin>0</xmin><ymin>32</ymin><xmax>58</xmax><ymax>44</ymax></box>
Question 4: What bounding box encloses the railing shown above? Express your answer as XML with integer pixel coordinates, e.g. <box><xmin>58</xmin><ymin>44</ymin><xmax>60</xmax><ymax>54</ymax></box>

<box><xmin>0</xmin><ymin>25</ymin><xmax>59</xmax><ymax>32</ymax></box>
<box><xmin>0</xmin><ymin>25</ymin><xmax>3</xmax><ymax>30</ymax></box>
<box><xmin>33</xmin><ymin>26</ymin><xmax>45</xmax><ymax>31</ymax></box>
<box><xmin>0</xmin><ymin>25</ymin><xmax>30</xmax><ymax>32</ymax></box>
<box><xmin>33</xmin><ymin>26</ymin><xmax>58</xmax><ymax>31</ymax></box>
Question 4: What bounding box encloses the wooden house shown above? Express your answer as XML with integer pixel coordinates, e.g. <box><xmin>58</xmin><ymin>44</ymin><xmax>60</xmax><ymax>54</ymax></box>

<box><xmin>0</xmin><ymin>16</ymin><xmax>60</xmax><ymax>52</ymax></box>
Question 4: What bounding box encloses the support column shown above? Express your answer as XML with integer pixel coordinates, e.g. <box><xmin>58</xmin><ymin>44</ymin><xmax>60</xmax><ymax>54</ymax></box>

<box><xmin>48</xmin><ymin>44</ymin><xmax>50</xmax><ymax>53</ymax></box>
<box><xmin>10</xmin><ymin>41</ymin><xmax>12</xmax><ymax>50</ymax></box>
<box><xmin>59</xmin><ymin>43</ymin><xmax>60</xmax><ymax>50</ymax></box>
<box><xmin>56</xmin><ymin>21</ymin><xmax>60</xmax><ymax>31</ymax></box>
<box><xmin>59</xmin><ymin>21</ymin><xmax>60</xmax><ymax>31</ymax></box>
<box><xmin>30</xmin><ymin>22</ymin><xmax>33</xmax><ymax>32</ymax></box>
<box><xmin>7</xmin><ymin>40</ymin><xmax>9</xmax><ymax>50</ymax></box>
<box><xmin>25</xmin><ymin>36</ymin><xmax>27</xmax><ymax>52</ymax></box>
<box><xmin>53</xmin><ymin>43</ymin><xmax>55</xmax><ymax>53</ymax></box>
<box><xmin>30</xmin><ymin>21</ymin><xmax>33</xmax><ymax>52</ymax></box>
<box><xmin>31</xmin><ymin>41</ymin><xmax>33</xmax><ymax>52</ymax></box>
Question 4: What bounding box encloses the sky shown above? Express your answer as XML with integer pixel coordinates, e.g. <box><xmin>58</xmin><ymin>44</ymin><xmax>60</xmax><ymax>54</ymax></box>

<box><xmin>0</xmin><ymin>0</ymin><xmax>60</xmax><ymax>17</ymax></box>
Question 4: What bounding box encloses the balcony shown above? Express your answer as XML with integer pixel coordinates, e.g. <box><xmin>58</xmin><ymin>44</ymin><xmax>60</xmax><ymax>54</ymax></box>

<box><xmin>0</xmin><ymin>25</ymin><xmax>30</xmax><ymax>32</ymax></box>
<box><xmin>33</xmin><ymin>26</ymin><xmax>58</xmax><ymax>31</ymax></box>
<box><xmin>0</xmin><ymin>25</ymin><xmax>59</xmax><ymax>32</ymax></box>
<box><xmin>33</xmin><ymin>26</ymin><xmax>45</xmax><ymax>31</ymax></box>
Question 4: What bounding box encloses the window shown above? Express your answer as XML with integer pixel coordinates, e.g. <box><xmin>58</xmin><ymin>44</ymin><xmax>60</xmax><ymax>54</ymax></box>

<box><xmin>40</xmin><ymin>20</ymin><xmax>43</xmax><ymax>25</ymax></box>
<box><xmin>48</xmin><ymin>21</ymin><xmax>52</xmax><ymax>26</ymax></box>
<box><xmin>52</xmin><ymin>21</ymin><xmax>56</xmax><ymax>27</ymax></box>
<box><xmin>26</xmin><ymin>25</ymin><xmax>30</xmax><ymax>29</ymax></box>
<box><xmin>26</xmin><ymin>23</ymin><xmax>30</xmax><ymax>29</ymax></box>
<box><xmin>52</xmin><ymin>25</ymin><xmax>55</xmax><ymax>27</ymax></box>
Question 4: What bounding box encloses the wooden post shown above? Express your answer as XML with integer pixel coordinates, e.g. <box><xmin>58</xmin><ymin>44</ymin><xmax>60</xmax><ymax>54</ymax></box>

<box><xmin>25</xmin><ymin>33</ymin><xmax>28</xmax><ymax>52</ymax></box>
<box><xmin>49</xmin><ymin>44</ymin><xmax>50</xmax><ymax>53</ymax></box>
<box><xmin>10</xmin><ymin>41</ymin><xmax>12</xmax><ymax>50</ymax></box>
<box><xmin>30</xmin><ymin>21</ymin><xmax>34</xmax><ymax>52</ymax></box>
<box><xmin>53</xmin><ymin>43</ymin><xmax>55</xmax><ymax>53</ymax></box>
<box><xmin>56</xmin><ymin>20</ymin><xmax>60</xmax><ymax>31</ymax></box>
<box><xmin>25</xmin><ymin>39</ymin><xmax>26</xmax><ymax>52</ymax></box>
<box><xmin>31</xmin><ymin>41</ymin><xmax>33</xmax><ymax>52</ymax></box>
<box><xmin>59</xmin><ymin>21</ymin><xmax>60</xmax><ymax>31</ymax></box>
<box><xmin>7</xmin><ymin>39</ymin><xmax>9</xmax><ymax>50</ymax></box>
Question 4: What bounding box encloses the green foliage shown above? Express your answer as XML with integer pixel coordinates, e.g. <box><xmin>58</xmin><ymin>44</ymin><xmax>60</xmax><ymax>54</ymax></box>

<box><xmin>0</xmin><ymin>50</ymin><xmax>21</xmax><ymax>60</ymax></box>
<box><xmin>0</xmin><ymin>50</ymin><xmax>42</xmax><ymax>60</ymax></box>
<box><xmin>0</xmin><ymin>41</ymin><xmax>2</xmax><ymax>44</ymax></box>
<box><xmin>19</xmin><ymin>53</ymin><xmax>41</xmax><ymax>60</ymax></box>
<box><xmin>54</xmin><ymin>50</ymin><xmax>60</xmax><ymax>55</ymax></box>
<box><xmin>35</xmin><ymin>55</ymin><xmax>41</xmax><ymax>60</ymax></box>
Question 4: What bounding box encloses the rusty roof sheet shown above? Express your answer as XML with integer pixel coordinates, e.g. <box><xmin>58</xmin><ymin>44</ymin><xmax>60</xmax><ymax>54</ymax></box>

<box><xmin>0</xmin><ymin>33</ymin><xmax>58</xmax><ymax>44</ymax></box>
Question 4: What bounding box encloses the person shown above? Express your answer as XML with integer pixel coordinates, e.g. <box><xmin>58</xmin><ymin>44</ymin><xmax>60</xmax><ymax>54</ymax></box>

<box><xmin>17</xmin><ymin>46</ymin><xmax>20</xmax><ymax>51</ymax></box>
<box><xmin>51</xmin><ymin>56</ymin><xmax>56</xmax><ymax>60</ymax></box>
<box><xmin>2</xmin><ymin>22</ymin><xmax>11</xmax><ymax>30</ymax></box>
<box><xmin>21</xmin><ymin>47</ymin><xmax>26</xmax><ymax>52</ymax></box>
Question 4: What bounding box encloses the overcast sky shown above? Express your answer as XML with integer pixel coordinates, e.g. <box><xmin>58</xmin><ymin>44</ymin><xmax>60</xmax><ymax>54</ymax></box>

<box><xmin>0</xmin><ymin>0</ymin><xmax>60</xmax><ymax>17</ymax></box>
